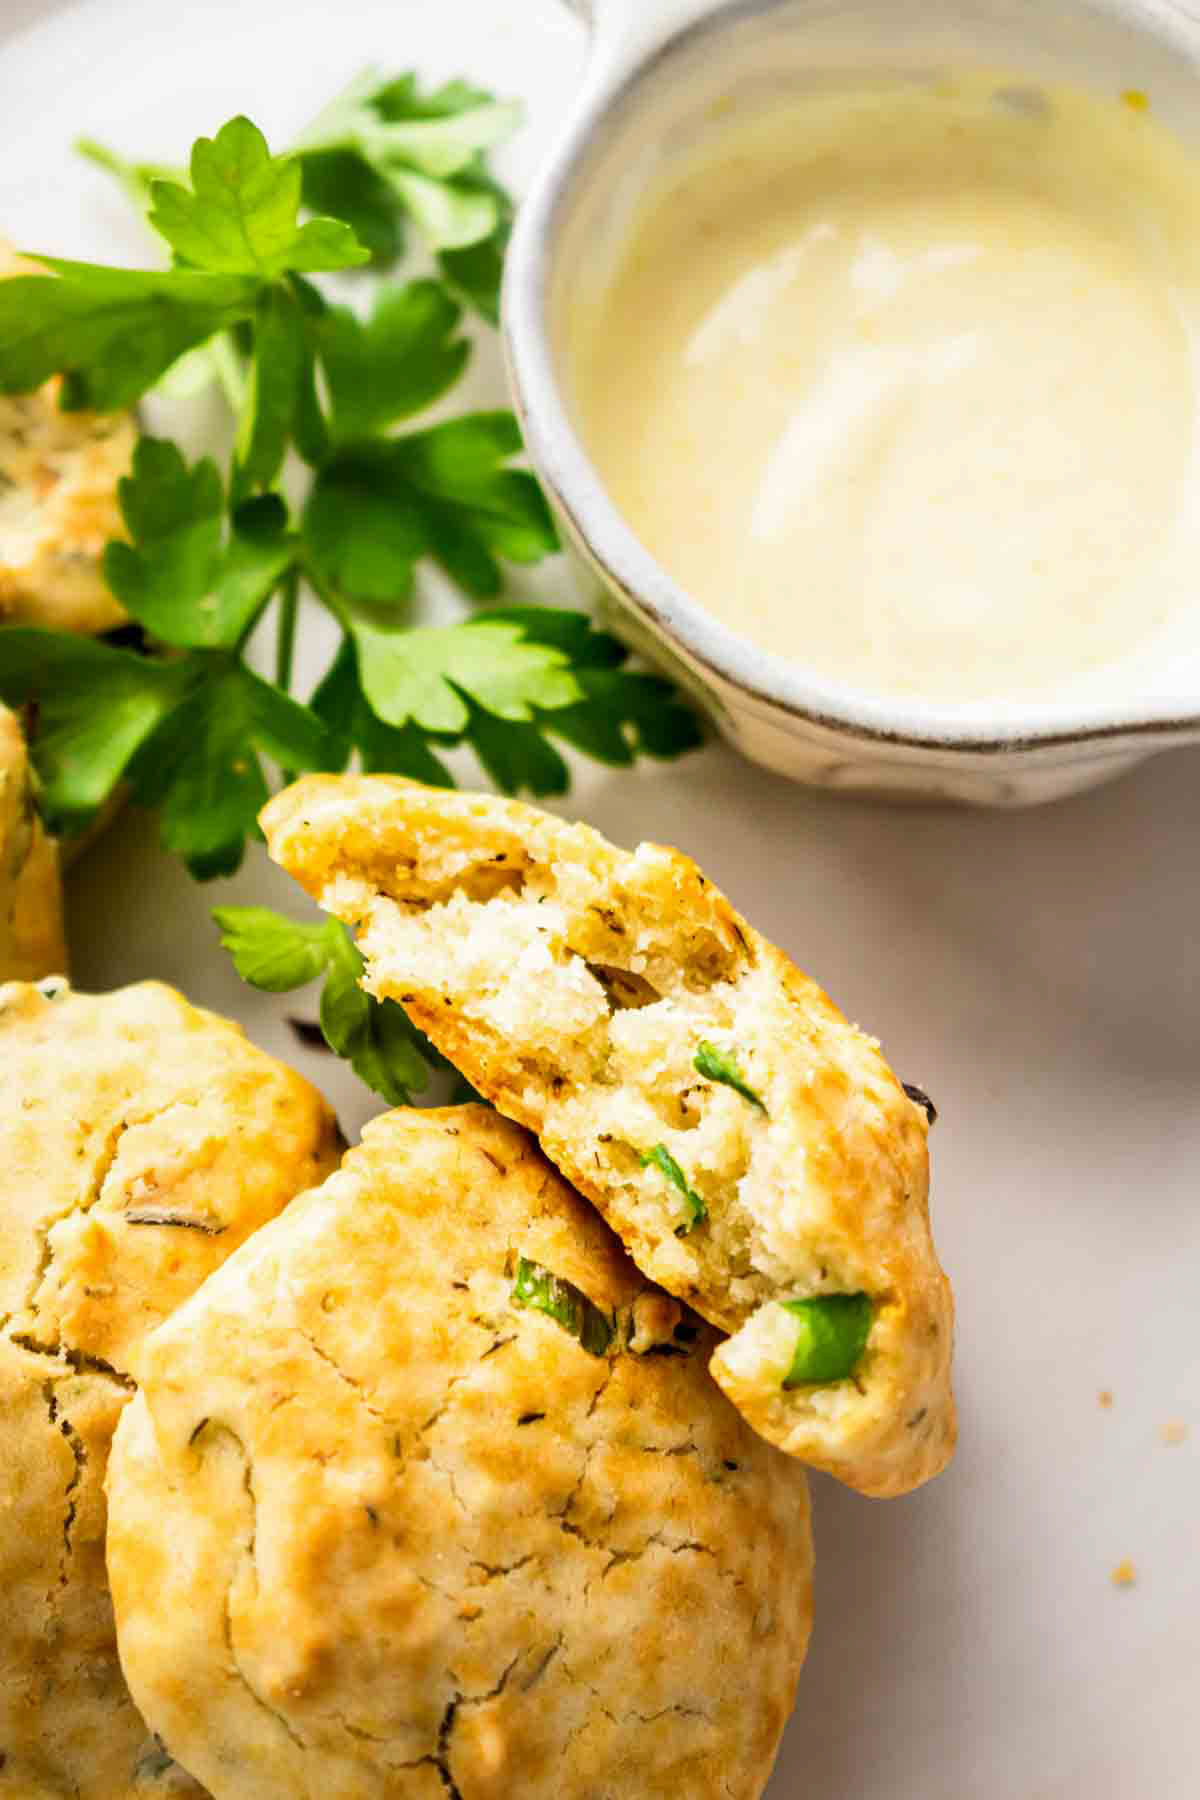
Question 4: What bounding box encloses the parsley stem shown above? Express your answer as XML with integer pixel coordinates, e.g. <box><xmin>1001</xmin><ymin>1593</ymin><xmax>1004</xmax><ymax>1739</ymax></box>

<box><xmin>209</xmin><ymin>330</ymin><xmax>249</xmax><ymax>417</ymax></box>
<box><xmin>75</xmin><ymin>137</ymin><xmax>159</xmax><ymax>209</ymax></box>
<box><xmin>275</xmin><ymin>569</ymin><xmax>299</xmax><ymax>694</ymax></box>
<box><xmin>274</xmin><ymin>568</ymin><xmax>301</xmax><ymax>788</ymax></box>
<box><xmin>299</xmin><ymin>560</ymin><xmax>349</xmax><ymax>628</ymax></box>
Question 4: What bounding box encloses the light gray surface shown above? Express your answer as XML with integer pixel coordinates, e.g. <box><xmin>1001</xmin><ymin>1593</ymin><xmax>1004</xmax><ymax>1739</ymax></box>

<box><xmin>0</xmin><ymin>0</ymin><xmax>57</xmax><ymax>39</ymax></box>
<box><xmin>1</xmin><ymin>2</ymin><xmax>1197</xmax><ymax>1796</ymax></box>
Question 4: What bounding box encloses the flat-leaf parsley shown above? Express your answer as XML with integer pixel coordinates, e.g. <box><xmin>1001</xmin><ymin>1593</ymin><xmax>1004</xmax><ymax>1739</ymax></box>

<box><xmin>0</xmin><ymin>87</ymin><xmax>700</xmax><ymax>894</ymax></box>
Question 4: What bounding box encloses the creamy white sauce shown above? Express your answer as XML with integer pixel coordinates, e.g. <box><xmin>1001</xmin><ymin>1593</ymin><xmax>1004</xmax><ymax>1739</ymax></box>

<box><xmin>571</xmin><ymin>77</ymin><xmax>1200</xmax><ymax>705</ymax></box>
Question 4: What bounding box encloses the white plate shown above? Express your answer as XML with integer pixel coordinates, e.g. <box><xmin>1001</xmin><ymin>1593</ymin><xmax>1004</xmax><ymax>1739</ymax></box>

<box><xmin>2</xmin><ymin>3</ymin><xmax>1198</xmax><ymax>1795</ymax></box>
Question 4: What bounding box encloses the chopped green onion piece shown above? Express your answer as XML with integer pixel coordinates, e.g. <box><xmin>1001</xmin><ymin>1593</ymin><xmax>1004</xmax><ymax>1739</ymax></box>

<box><xmin>781</xmin><ymin>1293</ymin><xmax>873</xmax><ymax>1387</ymax></box>
<box><xmin>694</xmin><ymin>1040</ymin><xmax>766</xmax><ymax>1111</ymax></box>
<box><xmin>512</xmin><ymin>1256</ymin><xmax>613</xmax><ymax>1357</ymax></box>
<box><xmin>639</xmin><ymin>1143</ymin><xmax>707</xmax><ymax>1235</ymax></box>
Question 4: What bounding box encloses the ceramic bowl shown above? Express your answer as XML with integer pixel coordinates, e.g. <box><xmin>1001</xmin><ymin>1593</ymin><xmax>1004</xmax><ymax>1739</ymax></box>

<box><xmin>503</xmin><ymin>0</ymin><xmax>1200</xmax><ymax>804</ymax></box>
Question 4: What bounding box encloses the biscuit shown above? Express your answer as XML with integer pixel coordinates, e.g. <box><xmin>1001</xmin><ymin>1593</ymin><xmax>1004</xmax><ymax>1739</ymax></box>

<box><xmin>0</xmin><ymin>978</ymin><xmax>341</xmax><ymax>1798</ymax></box>
<box><xmin>107</xmin><ymin>1105</ymin><xmax>813</xmax><ymax>1800</ymax></box>
<box><xmin>262</xmin><ymin>775</ymin><xmax>955</xmax><ymax>1497</ymax></box>
<box><xmin>0</xmin><ymin>239</ymin><xmax>134</xmax><ymax>636</ymax></box>
<box><xmin>0</xmin><ymin>704</ymin><xmax>65</xmax><ymax>982</ymax></box>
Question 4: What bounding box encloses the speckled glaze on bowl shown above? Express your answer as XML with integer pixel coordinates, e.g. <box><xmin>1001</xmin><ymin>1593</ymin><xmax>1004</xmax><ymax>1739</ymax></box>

<box><xmin>503</xmin><ymin>0</ymin><xmax>1200</xmax><ymax>804</ymax></box>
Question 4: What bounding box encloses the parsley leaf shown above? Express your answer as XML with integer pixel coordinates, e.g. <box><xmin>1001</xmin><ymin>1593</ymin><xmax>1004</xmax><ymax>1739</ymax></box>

<box><xmin>296</xmin><ymin>73</ymin><xmax>521</xmax><ymax>253</ymax></box>
<box><xmin>437</xmin><ymin>172</ymin><xmax>512</xmax><ymax>324</ymax></box>
<box><xmin>376</xmin><ymin>77</ymin><xmax>496</xmax><ymax>116</ymax></box>
<box><xmin>0</xmin><ymin>628</ymin><xmax>328</xmax><ymax>874</ymax></box>
<box><xmin>317</xmin><ymin>281</ymin><xmax>470</xmax><ymax>444</ymax></box>
<box><xmin>383</xmin><ymin>170</ymin><xmax>496</xmax><ymax>253</ymax></box>
<box><xmin>0</xmin><ymin>89</ymin><xmax>702</xmax><ymax>902</ymax></box>
<box><xmin>103</xmin><ymin>438</ymin><xmax>296</xmax><ymax>648</ymax></box>
<box><xmin>693</xmin><ymin>1041</ymin><xmax>767</xmax><ymax>1112</ymax></box>
<box><xmin>481</xmin><ymin>605</ymin><xmax>625</xmax><ymax>668</ymax></box>
<box><xmin>639</xmin><ymin>1144</ymin><xmax>707</xmax><ymax>1235</ymax></box>
<box><xmin>546</xmin><ymin>667</ymin><xmax>706</xmax><ymax>765</ymax></box>
<box><xmin>305</xmin><ymin>411</ymin><xmax>557</xmax><ymax>602</ymax></box>
<box><xmin>0</xmin><ymin>261</ymin><xmax>258</xmax><ymax>411</ymax></box>
<box><xmin>350</xmin><ymin>615</ymin><xmax>579</xmax><ymax>735</ymax></box>
<box><xmin>309</xmin><ymin>635</ymin><xmax>455</xmax><ymax>783</ymax></box>
<box><xmin>464</xmin><ymin>702</ymin><xmax>569</xmax><ymax>797</ymax></box>
<box><xmin>0</xmin><ymin>629</ymin><xmax>192</xmax><ymax>828</ymax></box>
<box><xmin>128</xmin><ymin>657</ymin><xmax>328</xmax><ymax>878</ymax></box>
<box><xmin>366</xmin><ymin>79</ymin><xmax>522</xmax><ymax>179</ymax></box>
<box><xmin>386</xmin><ymin>412</ymin><xmax>558</xmax><ymax>596</ymax></box>
<box><xmin>1</xmin><ymin>117</ymin><xmax>366</xmax><ymax>415</ymax></box>
<box><xmin>212</xmin><ymin>905</ymin><xmax>433</xmax><ymax>1103</ymax></box>
<box><xmin>303</xmin><ymin>451</ymin><xmax>426</xmax><ymax>603</ymax></box>
<box><xmin>81</xmin><ymin>104</ymin><xmax>411</xmax><ymax>272</ymax></box>
<box><xmin>298</xmin><ymin>149</ymin><xmax>404</xmax><ymax>266</ymax></box>
<box><xmin>320</xmin><ymin>922</ymin><xmax>431</xmax><ymax>1104</ymax></box>
<box><xmin>484</xmin><ymin>608</ymin><xmax>705</xmax><ymax>771</ymax></box>
<box><xmin>211</xmin><ymin>905</ymin><xmax>332</xmax><ymax>989</ymax></box>
<box><xmin>307</xmin><ymin>608</ymin><xmax>696</xmax><ymax>801</ymax></box>
<box><xmin>234</xmin><ymin>282</ymin><xmax>322</xmax><ymax>495</ymax></box>
<box><xmin>149</xmin><ymin>116</ymin><xmax>369</xmax><ymax>277</ymax></box>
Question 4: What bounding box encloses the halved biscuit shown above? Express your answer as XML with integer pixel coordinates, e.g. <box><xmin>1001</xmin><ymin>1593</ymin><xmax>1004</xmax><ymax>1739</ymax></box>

<box><xmin>262</xmin><ymin>775</ymin><xmax>955</xmax><ymax>1498</ymax></box>
<box><xmin>107</xmin><ymin>1105</ymin><xmax>813</xmax><ymax>1800</ymax></box>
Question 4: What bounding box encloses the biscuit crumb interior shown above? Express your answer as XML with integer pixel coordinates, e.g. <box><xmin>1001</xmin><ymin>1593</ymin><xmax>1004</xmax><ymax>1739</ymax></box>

<box><xmin>265</xmin><ymin>779</ymin><xmax>956</xmax><ymax>1498</ymax></box>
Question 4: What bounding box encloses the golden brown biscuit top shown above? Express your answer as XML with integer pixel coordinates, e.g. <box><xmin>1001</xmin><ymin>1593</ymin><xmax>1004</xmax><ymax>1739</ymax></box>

<box><xmin>107</xmin><ymin>1106</ymin><xmax>813</xmax><ymax>1800</ymax></box>
<box><xmin>0</xmin><ymin>977</ymin><xmax>341</xmax><ymax>1371</ymax></box>
<box><xmin>0</xmin><ymin>978</ymin><xmax>340</xmax><ymax>1800</ymax></box>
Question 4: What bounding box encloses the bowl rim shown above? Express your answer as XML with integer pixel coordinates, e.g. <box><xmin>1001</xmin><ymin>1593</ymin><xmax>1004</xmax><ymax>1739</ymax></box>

<box><xmin>502</xmin><ymin>0</ymin><xmax>1200</xmax><ymax>755</ymax></box>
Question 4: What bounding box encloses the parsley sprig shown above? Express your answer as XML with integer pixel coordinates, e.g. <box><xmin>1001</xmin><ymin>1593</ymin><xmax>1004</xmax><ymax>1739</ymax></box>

<box><xmin>81</xmin><ymin>71</ymin><xmax>518</xmax><ymax>313</ymax></box>
<box><xmin>212</xmin><ymin>903</ymin><xmax>483</xmax><ymax>1104</ymax></box>
<box><xmin>0</xmin><ymin>91</ymin><xmax>700</xmax><ymax>881</ymax></box>
<box><xmin>213</xmin><ymin>906</ymin><xmax>432</xmax><ymax>1103</ymax></box>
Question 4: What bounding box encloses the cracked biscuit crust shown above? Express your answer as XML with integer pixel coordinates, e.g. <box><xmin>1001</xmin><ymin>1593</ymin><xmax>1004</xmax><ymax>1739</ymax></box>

<box><xmin>261</xmin><ymin>775</ymin><xmax>955</xmax><ymax>1498</ymax></box>
<box><xmin>107</xmin><ymin>1106</ymin><xmax>813</xmax><ymax>1800</ymax></box>
<box><xmin>0</xmin><ymin>705</ymin><xmax>66</xmax><ymax>982</ymax></box>
<box><xmin>0</xmin><ymin>978</ymin><xmax>341</xmax><ymax>1799</ymax></box>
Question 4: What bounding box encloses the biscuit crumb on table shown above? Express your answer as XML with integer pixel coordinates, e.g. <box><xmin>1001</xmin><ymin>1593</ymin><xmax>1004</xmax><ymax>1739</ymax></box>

<box><xmin>1111</xmin><ymin>1560</ymin><xmax>1137</xmax><ymax>1588</ymax></box>
<box><xmin>1098</xmin><ymin>1388</ymin><xmax>1114</xmax><ymax>1409</ymax></box>
<box><xmin>1159</xmin><ymin>1420</ymin><xmax>1188</xmax><ymax>1446</ymax></box>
